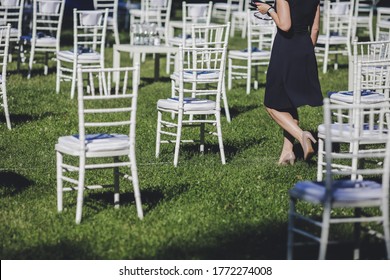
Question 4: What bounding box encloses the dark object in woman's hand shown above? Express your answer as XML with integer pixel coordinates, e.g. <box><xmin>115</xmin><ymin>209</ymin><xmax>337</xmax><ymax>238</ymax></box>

<box><xmin>249</xmin><ymin>0</ymin><xmax>263</xmax><ymax>9</ymax></box>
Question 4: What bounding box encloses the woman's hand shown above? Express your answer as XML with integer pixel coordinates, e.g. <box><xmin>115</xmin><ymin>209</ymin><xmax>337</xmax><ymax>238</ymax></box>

<box><xmin>256</xmin><ymin>2</ymin><xmax>272</xmax><ymax>15</ymax></box>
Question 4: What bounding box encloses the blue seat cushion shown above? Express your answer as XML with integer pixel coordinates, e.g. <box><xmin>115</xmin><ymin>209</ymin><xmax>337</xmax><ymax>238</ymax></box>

<box><xmin>290</xmin><ymin>180</ymin><xmax>382</xmax><ymax>203</ymax></box>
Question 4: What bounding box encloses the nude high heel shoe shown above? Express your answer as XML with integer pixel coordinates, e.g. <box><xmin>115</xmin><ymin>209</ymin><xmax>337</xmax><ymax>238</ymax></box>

<box><xmin>301</xmin><ymin>131</ymin><xmax>317</xmax><ymax>161</ymax></box>
<box><xmin>278</xmin><ymin>152</ymin><xmax>296</xmax><ymax>165</ymax></box>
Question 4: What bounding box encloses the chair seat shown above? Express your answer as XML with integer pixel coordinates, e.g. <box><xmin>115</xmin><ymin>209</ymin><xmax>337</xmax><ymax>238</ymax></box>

<box><xmin>232</xmin><ymin>11</ymin><xmax>245</xmax><ymax>17</ymax></box>
<box><xmin>328</xmin><ymin>90</ymin><xmax>385</xmax><ymax>104</ymax></box>
<box><xmin>57</xmin><ymin>50</ymin><xmax>101</xmax><ymax>62</ymax></box>
<box><xmin>317</xmin><ymin>34</ymin><xmax>349</xmax><ymax>45</ymax></box>
<box><xmin>10</xmin><ymin>28</ymin><xmax>19</xmax><ymax>35</ymax></box>
<box><xmin>35</xmin><ymin>36</ymin><xmax>57</xmax><ymax>47</ymax></box>
<box><xmin>378</xmin><ymin>20</ymin><xmax>390</xmax><ymax>27</ymax></box>
<box><xmin>170</xmin><ymin>70</ymin><xmax>220</xmax><ymax>81</ymax></box>
<box><xmin>290</xmin><ymin>180</ymin><xmax>382</xmax><ymax>204</ymax></box>
<box><xmin>130</xmin><ymin>9</ymin><xmax>159</xmax><ymax>17</ymax></box>
<box><xmin>129</xmin><ymin>9</ymin><xmax>142</xmax><ymax>16</ymax></box>
<box><xmin>229</xmin><ymin>48</ymin><xmax>271</xmax><ymax>59</ymax></box>
<box><xmin>168</xmin><ymin>36</ymin><xmax>205</xmax><ymax>46</ymax></box>
<box><xmin>56</xmin><ymin>133</ymin><xmax>130</xmax><ymax>154</ymax></box>
<box><xmin>107</xmin><ymin>16</ymin><xmax>115</xmax><ymax>26</ymax></box>
<box><xmin>317</xmin><ymin>123</ymin><xmax>387</xmax><ymax>141</ymax></box>
<box><xmin>168</xmin><ymin>36</ymin><xmax>192</xmax><ymax>46</ymax></box>
<box><xmin>157</xmin><ymin>97</ymin><xmax>216</xmax><ymax>112</ymax></box>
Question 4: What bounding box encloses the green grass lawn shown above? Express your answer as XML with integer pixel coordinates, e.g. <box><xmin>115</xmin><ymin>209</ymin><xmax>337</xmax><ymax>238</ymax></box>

<box><xmin>0</xmin><ymin>30</ymin><xmax>387</xmax><ymax>260</ymax></box>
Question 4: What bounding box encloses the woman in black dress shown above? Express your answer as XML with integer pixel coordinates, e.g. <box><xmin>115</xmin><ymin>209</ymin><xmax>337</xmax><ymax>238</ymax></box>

<box><xmin>256</xmin><ymin>0</ymin><xmax>323</xmax><ymax>165</ymax></box>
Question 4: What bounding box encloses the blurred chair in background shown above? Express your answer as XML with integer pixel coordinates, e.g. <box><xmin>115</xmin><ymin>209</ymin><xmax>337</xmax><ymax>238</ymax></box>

<box><xmin>56</xmin><ymin>8</ymin><xmax>108</xmax><ymax>98</ymax></box>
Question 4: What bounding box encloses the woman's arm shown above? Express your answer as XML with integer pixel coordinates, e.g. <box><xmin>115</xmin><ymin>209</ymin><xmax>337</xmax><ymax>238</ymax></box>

<box><xmin>310</xmin><ymin>5</ymin><xmax>320</xmax><ymax>45</ymax></box>
<box><xmin>256</xmin><ymin>0</ymin><xmax>291</xmax><ymax>32</ymax></box>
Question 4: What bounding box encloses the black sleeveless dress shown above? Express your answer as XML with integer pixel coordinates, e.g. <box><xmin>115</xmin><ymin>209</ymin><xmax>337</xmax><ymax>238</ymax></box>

<box><xmin>264</xmin><ymin>0</ymin><xmax>323</xmax><ymax>110</ymax></box>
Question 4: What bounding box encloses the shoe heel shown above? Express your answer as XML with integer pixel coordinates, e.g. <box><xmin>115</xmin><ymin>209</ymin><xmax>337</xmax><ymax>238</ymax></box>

<box><xmin>302</xmin><ymin>131</ymin><xmax>315</xmax><ymax>161</ymax></box>
<box><xmin>306</xmin><ymin>132</ymin><xmax>317</xmax><ymax>144</ymax></box>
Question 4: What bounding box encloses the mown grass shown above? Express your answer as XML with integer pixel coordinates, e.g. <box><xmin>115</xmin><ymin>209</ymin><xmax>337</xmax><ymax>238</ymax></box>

<box><xmin>0</xmin><ymin>29</ymin><xmax>387</xmax><ymax>260</ymax></box>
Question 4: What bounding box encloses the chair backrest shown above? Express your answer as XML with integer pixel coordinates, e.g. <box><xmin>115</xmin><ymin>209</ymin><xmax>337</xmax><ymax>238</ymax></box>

<box><xmin>93</xmin><ymin>0</ymin><xmax>118</xmax><ymax>20</ymax></box>
<box><xmin>31</xmin><ymin>0</ymin><xmax>65</xmax><ymax>49</ymax></box>
<box><xmin>0</xmin><ymin>0</ymin><xmax>24</xmax><ymax>44</ymax></box>
<box><xmin>0</xmin><ymin>25</ymin><xmax>11</xmax><ymax>129</ymax></box>
<box><xmin>190</xmin><ymin>22</ymin><xmax>230</xmax><ymax>49</ymax></box>
<box><xmin>323</xmin><ymin>98</ymin><xmax>390</xmax><ymax>191</ymax></box>
<box><xmin>247</xmin><ymin>9</ymin><xmax>276</xmax><ymax>52</ymax></box>
<box><xmin>72</xmin><ymin>8</ymin><xmax>108</xmax><ymax>58</ymax></box>
<box><xmin>136</xmin><ymin>0</ymin><xmax>170</xmax><ymax>23</ymax></box>
<box><xmin>174</xmin><ymin>45</ymin><xmax>227</xmax><ymax>109</ymax></box>
<box><xmin>322</xmin><ymin>0</ymin><xmax>354</xmax><ymax>39</ymax></box>
<box><xmin>76</xmin><ymin>66</ymin><xmax>139</xmax><ymax>151</ymax></box>
<box><xmin>0</xmin><ymin>24</ymin><xmax>10</xmax><ymax>83</ymax></box>
<box><xmin>93</xmin><ymin>0</ymin><xmax>117</xmax><ymax>12</ymax></box>
<box><xmin>353</xmin><ymin>59</ymin><xmax>390</xmax><ymax>103</ymax></box>
<box><xmin>142</xmin><ymin>0</ymin><xmax>171</xmax><ymax>40</ymax></box>
<box><xmin>353</xmin><ymin>39</ymin><xmax>390</xmax><ymax>63</ymax></box>
<box><xmin>230</xmin><ymin>0</ymin><xmax>244</xmax><ymax>12</ymax></box>
<box><xmin>183</xmin><ymin>1</ymin><xmax>212</xmax><ymax>24</ymax></box>
<box><xmin>376</xmin><ymin>7</ymin><xmax>390</xmax><ymax>41</ymax></box>
<box><xmin>182</xmin><ymin>1</ymin><xmax>212</xmax><ymax>34</ymax></box>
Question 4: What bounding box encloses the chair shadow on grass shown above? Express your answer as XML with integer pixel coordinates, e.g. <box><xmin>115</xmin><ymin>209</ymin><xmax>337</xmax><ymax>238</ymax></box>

<box><xmin>0</xmin><ymin>171</ymin><xmax>33</xmax><ymax>196</ymax></box>
<box><xmin>2</xmin><ymin>218</ymin><xmax>387</xmax><ymax>259</ymax></box>
<box><xmin>0</xmin><ymin>112</ymin><xmax>59</xmax><ymax>127</ymax></box>
<box><xmin>88</xmin><ymin>188</ymin><xmax>166</xmax><ymax>215</ymax></box>
<box><xmin>139</xmin><ymin>76</ymin><xmax>172</xmax><ymax>87</ymax></box>
<box><xmin>222</xmin><ymin>103</ymin><xmax>260</xmax><ymax>120</ymax></box>
<box><xmin>11</xmin><ymin>64</ymin><xmax>57</xmax><ymax>78</ymax></box>
<box><xmin>2</xmin><ymin>239</ymin><xmax>101</xmax><ymax>259</ymax></box>
<box><xmin>85</xmin><ymin>182</ymin><xmax>192</xmax><ymax>218</ymax></box>
<box><xmin>177</xmin><ymin>135</ymin><xmax>266</xmax><ymax>162</ymax></box>
<box><xmin>152</xmin><ymin>220</ymin><xmax>388</xmax><ymax>260</ymax></box>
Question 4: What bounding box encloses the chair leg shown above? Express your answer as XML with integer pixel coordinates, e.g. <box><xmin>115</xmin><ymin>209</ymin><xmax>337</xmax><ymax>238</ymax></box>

<box><xmin>56</xmin><ymin>59</ymin><xmax>61</xmax><ymax>93</ymax></box>
<box><xmin>216</xmin><ymin>113</ymin><xmax>226</xmax><ymax>164</ymax></box>
<box><xmin>44</xmin><ymin>52</ymin><xmax>49</xmax><ymax>76</ymax></box>
<box><xmin>2</xmin><ymin>88</ymin><xmax>11</xmax><ymax>130</ymax></box>
<box><xmin>222</xmin><ymin>78</ymin><xmax>231</xmax><ymax>123</ymax></box>
<box><xmin>242</xmin><ymin>18</ymin><xmax>247</xmax><ymax>38</ymax></box>
<box><xmin>75</xmin><ymin>156</ymin><xmax>86</xmax><ymax>224</ymax></box>
<box><xmin>173</xmin><ymin>111</ymin><xmax>183</xmax><ymax>167</ymax></box>
<box><xmin>350</xmin><ymin>141</ymin><xmax>359</xmax><ymax>180</ymax></box>
<box><xmin>228</xmin><ymin>58</ymin><xmax>232</xmax><ymax>90</ymax></box>
<box><xmin>287</xmin><ymin>197</ymin><xmax>296</xmax><ymax>260</ymax></box>
<box><xmin>114</xmin><ymin>24</ymin><xmax>120</xmax><ymax>46</ymax></box>
<box><xmin>353</xmin><ymin>208</ymin><xmax>362</xmax><ymax>260</ymax></box>
<box><xmin>323</xmin><ymin>45</ymin><xmax>329</xmax><ymax>74</ymax></box>
<box><xmin>369</xmin><ymin>22</ymin><xmax>374</xmax><ymax>42</ymax></box>
<box><xmin>130</xmin><ymin>152</ymin><xmax>143</xmax><ymax>219</ymax></box>
<box><xmin>28</xmin><ymin>46</ymin><xmax>35</xmax><ymax>79</ymax></box>
<box><xmin>383</xmin><ymin>200</ymin><xmax>390</xmax><ymax>260</ymax></box>
<box><xmin>166</xmin><ymin>53</ymin><xmax>171</xmax><ymax>74</ymax></box>
<box><xmin>246</xmin><ymin>60</ymin><xmax>251</xmax><ymax>94</ymax></box>
<box><xmin>317</xmin><ymin>138</ymin><xmax>324</xmax><ymax>181</ymax></box>
<box><xmin>230</xmin><ymin>18</ymin><xmax>235</xmax><ymax>37</ymax></box>
<box><xmin>155</xmin><ymin>110</ymin><xmax>162</xmax><ymax>158</ymax></box>
<box><xmin>113</xmin><ymin>157</ymin><xmax>120</xmax><ymax>209</ymax></box>
<box><xmin>171</xmin><ymin>80</ymin><xmax>176</xmax><ymax>119</ymax></box>
<box><xmin>200</xmin><ymin>122</ymin><xmax>205</xmax><ymax>153</ymax></box>
<box><xmin>70</xmin><ymin>62</ymin><xmax>78</xmax><ymax>99</ymax></box>
<box><xmin>318</xmin><ymin>206</ymin><xmax>331</xmax><ymax>260</ymax></box>
<box><xmin>56</xmin><ymin>151</ymin><xmax>63</xmax><ymax>212</ymax></box>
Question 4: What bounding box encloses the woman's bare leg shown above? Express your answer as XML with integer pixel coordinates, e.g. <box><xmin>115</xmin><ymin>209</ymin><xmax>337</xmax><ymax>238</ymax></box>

<box><xmin>266</xmin><ymin>107</ymin><xmax>303</xmax><ymax>145</ymax></box>
<box><xmin>266</xmin><ymin>107</ymin><xmax>315</xmax><ymax>162</ymax></box>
